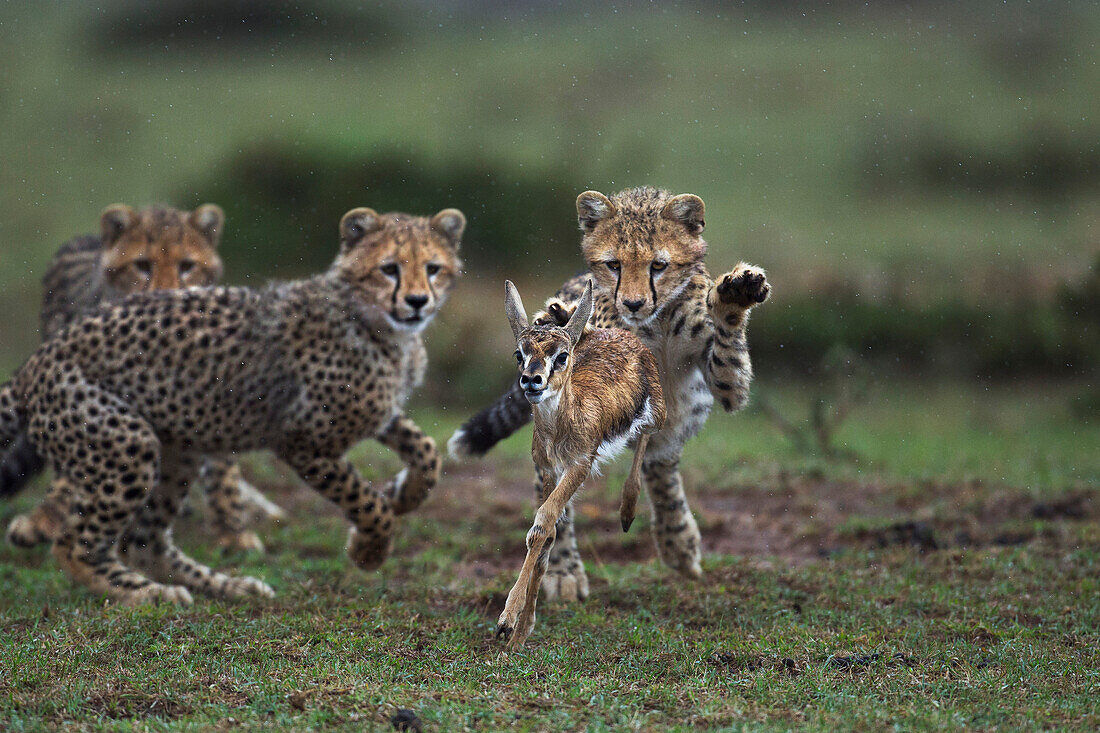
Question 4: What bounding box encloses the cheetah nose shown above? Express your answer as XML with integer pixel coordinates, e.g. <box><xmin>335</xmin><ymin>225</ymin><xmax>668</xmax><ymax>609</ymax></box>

<box><xmin>405</xmin><ymin>294</ymin><xmax>429</xmax><ymax>311</ymax></box>
<box><xmin>622</xmin><ymin>298</ymin><xmax>645</xmax><ymax>313</ymax></box>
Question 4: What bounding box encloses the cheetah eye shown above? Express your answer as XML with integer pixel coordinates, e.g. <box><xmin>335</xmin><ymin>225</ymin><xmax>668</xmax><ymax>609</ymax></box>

<box><xmin>178</xmin><ymin>259</ymin><xmax>196</xmax><ymax>276</ymax></box>
<box><xmin>555</xmin><ymin>352</ymin><xmax>569</xmax><ymax>367</ymax></box>
<box><xmin>606</xmin><ymin>260</ymin><xmax>621</xmax><ymax>273</ymax></box>
<box><xmin>133</xmin><ymin>258</ymin><xmax>153</xmax><ymax>277</ymax></box>
<box><xmin>426</xmin><ymin>263</ymin><xmax>441</xmax><ymax>276</ymax></box>
<box><xmin>651</xmin><ymin>260</ymin><xmax>668</xmax><ymax>272</ymax></box>
<box><xmin>514</xmin><ymin>350</ymin><xmax>523</xmax><ymax>364</ymax></box>
<box><xmin>380</xmin><ymin>263</ymin><xmax>399</xmax><ymax>277</ymax></box>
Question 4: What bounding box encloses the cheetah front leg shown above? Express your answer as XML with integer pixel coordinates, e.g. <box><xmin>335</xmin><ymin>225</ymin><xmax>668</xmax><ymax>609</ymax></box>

<box><xmin>6</xmin><ymin>475</ymin><xmax>74</xmax><ymax>548</ymax></box>
<box><xmin>281</xmin><ymin>450</ymin><xmax>397</xmax><ymax>571</ymax></box>
<box><xmin>704</xmin><ymin>262</ymin><xmax>770</xmax><ymax>412</ymax></box>
<box><xmin>376</xmin><ymin>414</ymin><xmax>441</xmax><ymax>516</ymax></box>
<box><xmin>122</xmin><ymin>451</ymin><xmax>274</xmax><ymax>600</ymax></box>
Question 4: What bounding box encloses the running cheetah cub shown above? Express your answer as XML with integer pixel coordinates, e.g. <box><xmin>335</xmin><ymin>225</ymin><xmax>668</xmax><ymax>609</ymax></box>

<box><xmin>1</xmin><ymin>204</ymin><xmax>281</xmax><ymax>554</ymax></box>
<box><xmin>0</xmin><ymin>206</ymin><xmax>465</xmax><ymax>605</ymax></box>
<box><xmin>495</xmin><ymin>280</ymin><xmax>665</xmax><ymax>648</ymax></box>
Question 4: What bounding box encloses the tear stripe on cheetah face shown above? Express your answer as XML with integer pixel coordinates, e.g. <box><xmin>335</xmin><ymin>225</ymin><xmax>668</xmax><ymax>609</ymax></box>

<box><xmin>2</xmin><ymin>207</ymin><xmax>463</xmax><ymax>604</ymax></box>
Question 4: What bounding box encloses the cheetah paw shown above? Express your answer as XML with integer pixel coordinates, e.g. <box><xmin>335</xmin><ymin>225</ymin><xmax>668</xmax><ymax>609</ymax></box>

<box><xmin>5</xmin><ymin>514</ymin><xmax>48</xmax><ymax>548</ymax></box>
<box><xmin>715</xmin><ymin>263</ymin><xmax>770</xmax><ymax>309</ymax></box>
<box><xmin>540</xmin><ymin>564</ymin><xmax>589</xmax><ymax>603</ymax></box>
<box><xmin>346</xmin><ymin>526</ymin><xmax>394</xmax><ymax>571</ymax></box>
<box><xmin>221</xmin><ymin>575</ymin><xmax>275</xmax><ymax>599</ymax></box>
<box><xmin>122</xmin><ymin>583</ymin><xmax>194</xmax><ymax>607</ymax></box>
<box><xmin>216</xmin><ymin>530</ymin><xmax>265</xmax><ymax>554</ymax></box>
<box><xmin>655</xmin><ymin>538</ymin><xmax>704</xmax><ymax>580</ymax></box>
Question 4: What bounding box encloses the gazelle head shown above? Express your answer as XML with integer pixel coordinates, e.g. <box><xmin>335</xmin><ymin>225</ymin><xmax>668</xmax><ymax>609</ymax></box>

<box><xmin>504</xmin><ymin>279</ymin><xmax>594</xmax><ymax>405</ymax></box>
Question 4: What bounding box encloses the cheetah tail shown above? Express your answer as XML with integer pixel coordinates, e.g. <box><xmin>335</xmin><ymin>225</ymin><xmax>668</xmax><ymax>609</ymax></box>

<box><xmin>447</xmin><ymin>379</ymin><xmax>532</xmax><ymax>459</ymax></box>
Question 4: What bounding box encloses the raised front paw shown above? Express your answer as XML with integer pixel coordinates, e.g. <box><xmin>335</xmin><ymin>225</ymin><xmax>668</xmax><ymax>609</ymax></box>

<box><xmin>714</xmin><ymin>263</ymin><xmax>770</xmax><ymax>309</ymax></box>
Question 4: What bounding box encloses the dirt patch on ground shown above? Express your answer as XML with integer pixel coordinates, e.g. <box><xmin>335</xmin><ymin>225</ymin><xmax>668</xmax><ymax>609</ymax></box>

<box><xmin>236</xmin><ymin>460</ymin><xmax>1098</xmax><ymax>576</ymax></box>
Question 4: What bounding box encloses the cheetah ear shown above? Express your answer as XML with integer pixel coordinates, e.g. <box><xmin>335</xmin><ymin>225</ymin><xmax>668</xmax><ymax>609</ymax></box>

<box><xmin>504</xmin><ymin>280</ymin><xmax>529</xmax><ymax>341</ymax></box>
<box><xmin>340</xmin><ymin>207</ymin><xmax>382</xmax><ymax>250</ymax></box>
<box><xmin>189</xmin><ymin>204</ymin><xmax>225</xmax><ymax>247</ymax></box>
<box><xmin>661</xmin><ymin>194</ymin><xmax>705</xmax><ymax>235</ymax></box>
<box><xmin>576</xmin><ymin>191</ymin><xmax>616</xmax><ymax>233</ymax></box>
<box><xmin>430</xmin><ymin>208</ymin><xmax>466</xmax><ymax>248</ymax></box>
<box><xmin>564</xmin><ymin>279</ymin><xmax>594</xmax><ymax>345</ymax></box>
<box><xmin>100</xmin><ymin>204</ymin><xmax>138</xmax><ymax>244</ymax></box>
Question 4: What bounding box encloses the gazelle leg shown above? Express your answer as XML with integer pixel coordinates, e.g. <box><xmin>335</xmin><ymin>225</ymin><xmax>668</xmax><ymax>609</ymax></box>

<box><xmin>513</xmin><ymin>525</ymin><xmax>556</xmax><ymax>648</ymax></box>
<box><xmin>620</xmin><ymin>434</ymin><xmax>649</xmax><ymax>532</ymax></box>
<box><xmin>497</xmin><ymin>462</ymin><xmax>590</xmax><ymax>648</ymax></box>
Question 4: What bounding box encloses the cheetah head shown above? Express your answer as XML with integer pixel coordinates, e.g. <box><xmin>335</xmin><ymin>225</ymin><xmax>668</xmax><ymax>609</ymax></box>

<box><xmin>576</xmin><ymin>187</ymin><xmax>707</xmax><ymax>327</ymax></box>
<box><xmin>335</xmin><ymin>207</ymin><xmax>465</xmax><ymax>333</ymax></box>
<box><xmin>99</xmin><ymin>204</ymin><xmax>225</xmax><ymax>292</ymax></box>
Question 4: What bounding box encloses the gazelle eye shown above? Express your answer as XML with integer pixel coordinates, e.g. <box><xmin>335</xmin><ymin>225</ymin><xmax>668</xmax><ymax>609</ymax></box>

<box><xmin>133</xmin><ymin>259</ymin><xmax>153</xmax><ymax>276</ymax></box>
<box><xmin>380</xmin><ymin>263</ymin><xmax>399</xmax><ymax>277</ymax></box>
<box><xmin>555</xmin><ymin>352</ymin><xmax>569</xmax><ymax>366</ymax></box>
<box><xmin>651</xmin><ymin>260</ymin><xmax>668</xmax><ymax>272</ymax></box>
<box><xmin>426</xmin><ymin>263</ymin><xmax>441</xmax><ymax>276</ymax></box>
<box><xmin>514</xmin><ymin>350</ymin><xmax>523</xmax><ymax>363</ymax></box>
<box><xmin>606</xmin><ymin>260</ymin><xmax>620</xmax><ymax>272</ymax></box>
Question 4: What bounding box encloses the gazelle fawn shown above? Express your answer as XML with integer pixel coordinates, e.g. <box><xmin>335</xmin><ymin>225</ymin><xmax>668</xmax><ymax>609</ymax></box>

<box><xmin>496</xmin><ymin>279</ymin><xmax>666</xmax><ymax>648</ymax></box>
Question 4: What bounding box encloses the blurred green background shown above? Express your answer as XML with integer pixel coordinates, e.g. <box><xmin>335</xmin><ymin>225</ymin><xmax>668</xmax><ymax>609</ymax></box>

<box><xmin>0</xmin><ymin>0</ymin><xmax>1096</xmax><ymax>406</ymax></box>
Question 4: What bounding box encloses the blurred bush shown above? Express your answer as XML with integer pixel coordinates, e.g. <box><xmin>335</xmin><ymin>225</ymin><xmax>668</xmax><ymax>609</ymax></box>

<box><xmin>751</xmin><ymin>260</ymin><xmax>1100</xmax><ymax>382</ymax></box>
<box><xmin>88</xmin><ymin>0</ymin><xmax>402</xmax><ymax>54</ymax></box>
<box><xmin>183</xmin><ymin>140</ymin><xmax>582</xmax><ymax>279</ymax></box>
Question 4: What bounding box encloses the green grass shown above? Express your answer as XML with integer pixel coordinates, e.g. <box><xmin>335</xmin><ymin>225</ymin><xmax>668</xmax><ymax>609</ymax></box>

<box><xmin>1</xmin><ymin>381</ymin><xmax>1098</xmax><ymax>730</ymax></box>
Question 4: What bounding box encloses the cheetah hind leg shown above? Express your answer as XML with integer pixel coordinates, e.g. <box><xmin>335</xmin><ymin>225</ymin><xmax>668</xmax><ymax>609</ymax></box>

<box><xmin>32</xmin><ymin>381</ymin><xmax>194</xmax><ymax>606</ymax></box>
<box><xmin>200</xmin><ymin>458</ymin><xmax>280</xmax><ymax>554</ymax></box>
<box><xmin>124</xmin><ymin>452</ymin><xmax>274</xmax><ymax>601</ymax></box>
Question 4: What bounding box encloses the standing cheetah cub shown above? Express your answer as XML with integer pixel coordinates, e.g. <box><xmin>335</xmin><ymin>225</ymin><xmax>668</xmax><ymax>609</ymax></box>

<box><xmin>0</xmin><ymin>206</ymin><xmax>465</xmax><ymax>605</ymax></box>
<box><xmin>495</xmin><ymin>280</ymin><xmax>665</xmax><ymax>648</ymax></box>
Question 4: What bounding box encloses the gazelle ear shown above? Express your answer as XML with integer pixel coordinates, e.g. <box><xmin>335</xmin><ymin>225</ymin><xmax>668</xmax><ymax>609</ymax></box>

<box><xmin>189</xmin><ymin>204</ymin><xmax>225</xmax><ymax>247</ymax></box>
<box><xmin>565</xmin><ymin>279</ymin><xmax>594</xmax><ymax>344</ymax></box>
<box><xmin>340</xmin><ymin>207</ymin><xmax>382</xmax><ymax>250</ymax></box>
<box><xmin>430</xmin><ymin>208</ymin><xmax>466</xmax><ymax>248</ymax></box>
<box><xmin>504</xmin><ymin>280</ymin><xmax>529</xmax><ymax>340</ymax></box>
<box><xmin>100</xmin><ymin>204</ymin><xmax>137</xmax><ymax>244</ymax></box>
<box><xmin>661</xmin><ymin>193</ymin><xmax>705</xmax><ymax>234</ymax></box>
<box><xmin>576</xmin><ymin>191</ymin><xmax>616</xmax><ymax>233</ymax></box>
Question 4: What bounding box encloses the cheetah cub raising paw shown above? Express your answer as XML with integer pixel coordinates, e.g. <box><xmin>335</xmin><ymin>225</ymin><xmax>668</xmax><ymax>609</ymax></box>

<box><xmin>0</xmin><ymin>206</ymin><xmax>465</xmax><ymax>605</ymax></box>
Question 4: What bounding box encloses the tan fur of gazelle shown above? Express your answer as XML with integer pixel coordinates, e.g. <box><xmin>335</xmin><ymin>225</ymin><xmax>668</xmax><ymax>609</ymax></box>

<box><xmin>495</xmin><ymin>279</ymin><xmax>665</xmax><ymax>648</ymax></box>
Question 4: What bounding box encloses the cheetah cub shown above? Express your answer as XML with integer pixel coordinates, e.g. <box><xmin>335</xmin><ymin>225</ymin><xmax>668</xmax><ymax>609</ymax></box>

<box><xmin>0</xmin><ymin>206</ymin><xmax>465</xmax><ymax>605</ymax></box>
<box><xmin>1</xmin><ymin>204</ymin><xmax>281</xmax><ymax>554</ymax></box>
<box><xmin>495</xmin><ymin>280</ymin><xmax>665</xmax><ymax>648</ymax></box>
